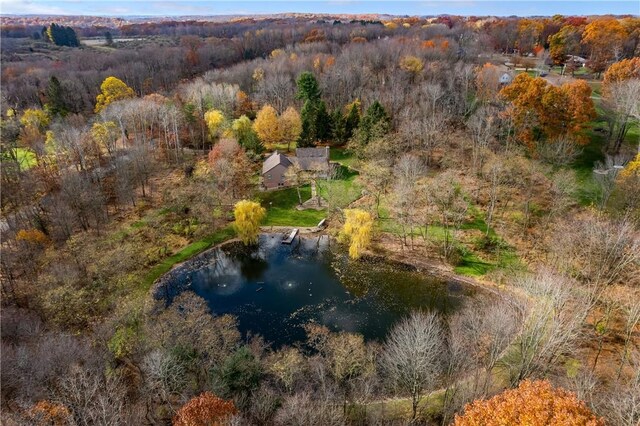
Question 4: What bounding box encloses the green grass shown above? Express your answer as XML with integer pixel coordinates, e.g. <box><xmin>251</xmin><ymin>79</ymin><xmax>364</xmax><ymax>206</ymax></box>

<box><xmin>258</xmin><ymin>185</ymin><xmax>326</xmax><ymax>226</ymax></box>
<box><xmin>318</xmin><ymin>165</ymin><xmax>362</xmax><ymax>209</ymax></box>
<box><xmin>330</xmin><ymin>147</ymin><xmax>357</xmax><ymax>168</ymax></box>
<box><xmin>377</xmin><ymin>201</ymin><xmax>521</xmax><ymax>277</ymax></box>
<box><xmin>257</xmin><ymin>164</ymin><xmax>360</xmax><ymax>226</ymax></box>
<box><xmin>142</xmin><ymin>226</ymin><xmax>236</xmax><ymax>290</ymax></box>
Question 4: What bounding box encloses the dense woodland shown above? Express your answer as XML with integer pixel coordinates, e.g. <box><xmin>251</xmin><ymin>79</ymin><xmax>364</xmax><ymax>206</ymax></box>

<box><xmin>1</xmin><ymin>13</ymin><xmax>639</xmax><ymax>425</ymax></box>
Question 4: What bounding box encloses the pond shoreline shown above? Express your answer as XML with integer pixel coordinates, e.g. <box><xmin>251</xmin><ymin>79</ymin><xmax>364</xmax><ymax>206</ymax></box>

<box><xmin>150</xmin><ymin>231</ymin><xmax>510</xmax><ymax>307</ymax></box>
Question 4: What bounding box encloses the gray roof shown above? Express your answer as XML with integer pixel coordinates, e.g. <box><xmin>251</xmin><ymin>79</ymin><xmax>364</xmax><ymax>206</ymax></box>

<box><xmin>262</xmin><ymin>151</ymin><xmax>292</xmax><ymax>174</ymax></box>
<box><xmin>499</xmin><ymin>73</ymin><xmax>513</xmax><ymax>83</ymax></box>
<box><xmin>295</xmin><ymin>147</ymin><xmax>329</xmax><ymax>171</ymax></box>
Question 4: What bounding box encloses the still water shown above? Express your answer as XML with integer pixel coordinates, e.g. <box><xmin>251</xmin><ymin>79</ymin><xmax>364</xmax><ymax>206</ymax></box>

<box><xmin>155</xmin><ymin>234</ymin><xmax>477</xmax><ymax>346</ymax></box>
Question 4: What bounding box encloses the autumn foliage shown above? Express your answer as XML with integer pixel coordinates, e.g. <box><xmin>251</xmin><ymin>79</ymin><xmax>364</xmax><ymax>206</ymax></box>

<box><xmin>173</xmin><ymin>392</ymin><xmax>237</xmax><ymax>426</ymax></box>
<box><xmin>94</xmin><ymin>76</ymin><xmax>135</xmax><ymax>113</ymax></box>
<box><xmin>454</xmin><ymin>380</ymin><xmax>604</xmax><ymax>426</ymax></box>
<box><xmin>27</xmin><ymin>400</ymin><xmax>72</xmax><ymax>426</ymax></box>
<box><xmin>233</xmin><ymin>200</ymin><xmax>266</xmax><ymax>246</ymax></box>
<box><xmin>500</xmin><ymin>73</ymin><xmax>595</xmax><ymax>147</ymax></box>
<box><xmin>603</xmin><ymin>57</ymin><xmax>640</xmax><ymax>87</ymax></box>
<box><xmin>16</xmin><ymin>228</ymin><xmax>50</xmax><ymax>246</ymax></box>
<box><xmin>253</xmin><ymin>105</ymin><xmax>281</xmax><ymax>148</ymax></box>
<box><xmin>340</xmin><ymin>209</ymin><xmax>374</xmax><ymax>260</ymax></box>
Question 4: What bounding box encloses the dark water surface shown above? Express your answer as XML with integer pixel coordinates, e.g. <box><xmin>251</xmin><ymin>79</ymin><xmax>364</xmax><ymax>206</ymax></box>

<box><xmin>155</xmin><ymin>234</ymin><xmax>477</xmax><ymax>346</ymax></box>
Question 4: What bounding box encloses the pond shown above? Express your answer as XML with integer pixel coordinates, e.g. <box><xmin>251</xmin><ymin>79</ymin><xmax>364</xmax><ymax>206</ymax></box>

<box><xmin>153</xmin><ymin>234</ymin><xmax>479</xmax><ymax>347</ymax></box>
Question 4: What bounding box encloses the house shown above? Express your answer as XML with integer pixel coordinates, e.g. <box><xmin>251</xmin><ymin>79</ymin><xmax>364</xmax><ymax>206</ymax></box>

<box><xmin>261</xmin><ymin>147</ymin><xmax>330</xmax><ymax>189</ymax></box>
<box><xmin>566</xmin><ymin>55</ymin><xmax>587</xmax><ymax>67</ymax></box>
<box><xmin>499</xmin><ymin>72</ymin><xmax>513</xmax><ymax>85</ymax></box>
<box><xmin>262</xmin><ymin>151</ymin><xmax>293</xmax><ymax>189</ymax></box>
<box><xmin>293</xmin><ymin>147</ymin><xmax>330</xmax><ymax>176</ymax></box>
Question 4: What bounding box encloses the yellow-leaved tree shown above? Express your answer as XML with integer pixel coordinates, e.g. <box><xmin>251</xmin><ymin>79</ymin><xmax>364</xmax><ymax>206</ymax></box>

<box><xmin>340</xmin><ymin>209</ymin><xmax>374</xmax><ymax>260</ymax></box>
<box><xmin>399</xmin><ymin>55</ymin><xmax>424</xmax><ymax>74</ymax></box>
<box><xmin>279</xmin><ymin>107</ymin><xmax>302</xmax><ymax>152</ymax></box>
<box><xmin>94</xmin><ymin>76</ymin><xmax>135</xmax><ymax>113</ymax></box>
<box><xmin>204</xmin><ymin>109</ymin><xmax>225</xmax><ymax>140</ymax></box>
<box><xmin>20</xmin><ymin>109</ymin><xmax>50</xmax><ymax>133</ymax></box>
<box><xmin>233</xmin><ymin>200</ymin><xmax>266</xmax><ymax>245</ymax></box>
<box><xmin>91</xmin><ymin>121</ymin><xmax>119</xmax><ymax>154</ymax></box>
<box><xmin>253</xmin><ymin>104</ymin><xmax>281</xmax><ymax>148</ymax></box>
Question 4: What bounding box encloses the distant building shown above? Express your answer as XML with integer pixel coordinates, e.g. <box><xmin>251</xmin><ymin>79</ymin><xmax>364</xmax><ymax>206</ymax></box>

<box><xmin>499</xmin><ymin>72</ymin><xmax>514</xmax><ymax>85</ymax></box>
<box><xmin>566</xmin><ymin>55</ymin><xmax>587</xmax><ymax>67</ymax></box>
<box><xmin>261</xmin><ymin>147</ymin><xmax>330</xmax><ymax>189</ymax></box>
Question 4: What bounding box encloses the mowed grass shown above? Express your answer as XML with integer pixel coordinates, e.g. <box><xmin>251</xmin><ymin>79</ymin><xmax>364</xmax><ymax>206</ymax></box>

<box><xmin>258</xmin><ymin>185</ymin><xmax>326</xmax><ymax>226</ymax></box>
<box><xmin>318</xmin><ymin>165</ymin><xmax>362</xmax><ymax>209</ymax></box>
<box><xmin>257</xmin><ymin>160</ymin><xmax>361</xmax><ymax>226</ymax></box>
<box><xmin>142</xmin><ymin>226</ymin><xmax>236</xmax><ymax>291</ymax></box>
<box><xmin>330</xmin><ymin>147</ymin><xmax>357</xmax><ymax>168</ymax></box>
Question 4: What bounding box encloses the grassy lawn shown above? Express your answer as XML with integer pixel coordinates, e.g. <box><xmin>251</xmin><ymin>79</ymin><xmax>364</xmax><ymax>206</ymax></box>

<box><xmin>258</xmin><ymin>185</ymin><xmax>326</xmax><ymax>227</ymax></box>
<box><xmin>318</xmin><ymin>165</ymin><xmax>362</xmax><ymax>209</ymax></box>
<box><xmin>257</xmin><ymin>162</ymin><xmax>361</xmax><ymax>227</ymax></box>
<box><xmin>269</xmin><ymin>142</ymin><xmax>297</xmax><ymax>153</ymax></box>
<box><xmin>142</xmin><ymin>226</ymin><xmax>236</xmax><ymax>291</ymax></box>
<box><xmin>330</xmin><ymin>147</ymin><xmax>357</xmax><ymax>168</ymax></box>
<box><xmin>376</xmin><ymin>201</ymin><xmax>521</xmax><ymax>277</ymax></box>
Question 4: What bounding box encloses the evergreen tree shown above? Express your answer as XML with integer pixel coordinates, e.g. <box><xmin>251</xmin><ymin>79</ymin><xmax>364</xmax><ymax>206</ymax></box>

<box><xmin>331</xmin><ymin>109</ymin><xmax>347</xmax><ymax>144</ymax></box>
<box><xmin>45</xmin><ymin>76</ymin><xmax>67</xmax><ymax>117</ymax></box>
<box><xmin>344</xmin><ymin>102</ymin><xmax>361</xmax><ymax>141</ymax></box>
<box><xmin>105</xmin><ymin>31</ymin><xmax>114</xmax><ymax>46</ymax></box>
<box><xmin>298</xmin><ymin>100</ymin><xmax>316</xmax><ymax>148</ymax></box>
<box><xmin>315</xmin><ymin>101</ymin><xmax>332</xmax><ymax>142</ymax></box>
<box><xmin>359</xmin><ymin>100</ymin><xmax>391</xmax><ymax>144</ymax></box>
<box><xmin>46</xmin><ymin>23</ymin><xmax>80</xmax><ymax>47</ymax></box>
<box><xmin>296</xmin><ymin>72</ymin><xmax>321</xmax><ymax>102</ymax></box>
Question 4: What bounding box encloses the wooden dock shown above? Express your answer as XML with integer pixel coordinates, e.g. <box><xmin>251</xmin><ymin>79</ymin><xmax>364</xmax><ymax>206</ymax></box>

<box><xmin>282</xmin><ymin>228</ymin><xmax>299</xmax><ymax>244</ymax></box>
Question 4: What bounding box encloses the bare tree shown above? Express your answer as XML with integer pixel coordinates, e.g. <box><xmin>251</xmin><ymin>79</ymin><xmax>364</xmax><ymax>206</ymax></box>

<box><xmin>617</xmin><ymin>301</ymin><xmax>640</xmax><ymax>380</ymax></box>
<box><xmin>425</xmin><ymin>170</ymin><xmax>469</xmax><ymax>260</ymax></box>
<box><xmin>602</xmin><ymin>80</ymin><xmax>640</xmax><ymax>153</ymax></box>
<box><xmin>537</xmin><ymin>134</ymin><xmax>583</xmax><ymax>166</ymax></box>
<box><xmin>593</xmin><ymin>154</ymin><xmax>629</xmax><ymax>210</ymax></box>
<box><xmin>380</xmin><ymin>311</ymin><xmax>444</xmax><ymax>421</ymax></box>
<box><xmin>466</xmin><ymin>105</ymin><xmax>496</xmax><ymax>174</ymax></box>
<box><xmin>601</xmin><ymin>351</ymin><xmax>640</xmax><ymax>426</ymax></box>
<box><xmin>274</xmin><ymin>392</ymin><xmax>345</xmax><ymax>426</ymax></box>
<box><xmin>505</xmin><ymin>270</ymin><xmax>589</xmax><ymax>384</ymax></box>
<box><xmin>57</xmin><ymin>365</ymin><xmax>130</xmax><ymax>426</ymax></box>
<box><xmin>552</xmin><ymin>213</ymin><xmax>639</xmax><ymax>295</ymax></box>
<box><xmin>392</xmin><ymin>154</ymin><xmax>426</xmax><ymax>249</ymax></box>
<box><xmin>359</xmin><ymin>160</ymin><xmax>392</xmax><ymax>218</ymax></box>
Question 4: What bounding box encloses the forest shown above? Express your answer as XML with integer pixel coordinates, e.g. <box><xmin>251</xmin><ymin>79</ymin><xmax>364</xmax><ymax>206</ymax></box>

<box><xmin>1</xmin><ymin>12</ymin><xmax>639</xmax><ymax>426</ymax></box>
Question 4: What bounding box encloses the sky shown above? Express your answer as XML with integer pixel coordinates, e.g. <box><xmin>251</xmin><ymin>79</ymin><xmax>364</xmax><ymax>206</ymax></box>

<box><xmin>1</xmin><ymin>0</ymin><xmax>638</xmax><ymax>17</ymax></box>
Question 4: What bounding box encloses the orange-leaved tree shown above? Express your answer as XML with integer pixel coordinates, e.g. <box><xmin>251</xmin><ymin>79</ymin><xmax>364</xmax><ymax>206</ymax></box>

<box><xmin>582</xmin><ymin>18</ymin><xmax>628</xmax><ymax>76</ymax></box>
<box><xmin>602</xmin><ymin>57</ymin><xmax>640</xmax><ymax>89</ymax></box>
<box><xmin>454</xmin><ymin>380</ymin><xmax>604</xmax><ymax>426</ymax></box>
<box><xmin>253</xmin><ymin>104</ymin><xmax>282</xmax><ymax>149</ymax></box>
<box><xmin>173</xmin><ymin>392</ymin><xmax>237</xmax><ymax>426</ymax></box>
<box><xmin>500</xmin><ymin>73</ymin><xmax>595</xmax><ymax>148</ymax></box>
